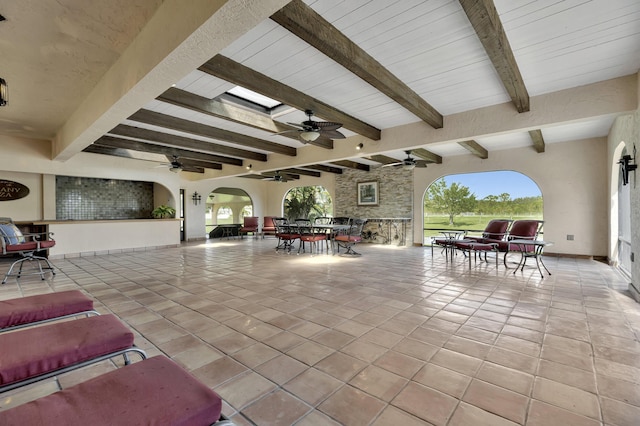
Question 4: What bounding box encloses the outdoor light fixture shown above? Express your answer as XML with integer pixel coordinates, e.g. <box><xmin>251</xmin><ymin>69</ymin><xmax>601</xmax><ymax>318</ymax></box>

<box><xmin>356</xmin><ymin>143</ymin><xmax>364</xmax><ymax>150</ymax></box>
<box><xmin>300</xmin><ymin>131</ymin><xmax>320</xmax><ymax>142</ymax></box>
<box><xmin>0</xmin><ymin>78</ymin><xmax>7</xmax><ymax>106</ymax></box>
<box><xmin>618</xmin><ymin>143</ymin><xmax>637</xmax><ymax>186</ymax></box>
<box><xmin>246</xmin><ymin>164</ymin><xmax>253</xmax><ymax>171</ymax></box>
<box><xmin>192</xmin><ymin>191</ymin><xmax>202</xmax><ymax>205</ymax></box>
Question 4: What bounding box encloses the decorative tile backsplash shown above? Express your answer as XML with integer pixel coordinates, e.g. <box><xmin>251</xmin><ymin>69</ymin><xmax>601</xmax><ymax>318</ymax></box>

<box><xmin>56</xmin><ymin>176</ymin><xmax>154</xmax><ymax>220</ymax></box>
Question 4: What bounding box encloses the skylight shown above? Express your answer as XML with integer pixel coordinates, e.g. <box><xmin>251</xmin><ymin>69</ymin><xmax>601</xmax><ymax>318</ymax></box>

<box><xmin>226</xmin><ymin>86</ymin><xmax>282</xmax><ymax>109</ymax></box>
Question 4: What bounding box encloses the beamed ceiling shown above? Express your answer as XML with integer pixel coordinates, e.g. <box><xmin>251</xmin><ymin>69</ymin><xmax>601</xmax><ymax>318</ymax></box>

<box><xmin>1</xmin><ymin>0</ymin><xmax>639</xmax><ymax>182</ymax></box>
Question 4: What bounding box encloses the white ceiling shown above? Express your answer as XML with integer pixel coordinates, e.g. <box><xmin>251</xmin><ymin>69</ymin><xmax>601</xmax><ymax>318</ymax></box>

<box><xmin>1</xmin><ymin>0</ymin><xmax>639</xmax><ymax>173</ymax></box>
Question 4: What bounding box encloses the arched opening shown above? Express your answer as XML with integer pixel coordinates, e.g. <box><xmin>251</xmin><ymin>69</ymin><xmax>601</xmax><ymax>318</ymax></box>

<box><xmin>422</xmin><ymin>170</ymin><xmax>543</xmax><ymax>244</ymax></box>
<box><xmin>283</xmin><ymin>186</ymin><xmax>332</xmax><ymax>221</ymax></box>
<box><xmin>206</xmin><ymin>187</ymin><xmax>253</xmax><ymax>238</ymax></box>
<box><xmin>617</xmin><ymin>145</ymin><xmax>632</xmax><ymax>277</ymax></box>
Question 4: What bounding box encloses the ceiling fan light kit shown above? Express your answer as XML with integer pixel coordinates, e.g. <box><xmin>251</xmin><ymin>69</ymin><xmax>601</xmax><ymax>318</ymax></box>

<box><xmin>277</xmin><ymin>109</ymin><xmax>345</xmax><ymax>143</ymax></box>
<box><xmin>300</xmin><ymin>130</ymin><xmax>320</xmax><ymax>142</ymax></box>
<box><xmin>0</xmin><ymin>78</ymin><xmax>7</xmax><ymax>106</ymax></box>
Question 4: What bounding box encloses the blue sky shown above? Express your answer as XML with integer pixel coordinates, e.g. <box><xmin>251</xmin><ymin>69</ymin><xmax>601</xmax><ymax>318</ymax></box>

<box><xmin>443</xmin><ymin>171</ymin><xmax>541</xmax><ymax>199</ymax></box>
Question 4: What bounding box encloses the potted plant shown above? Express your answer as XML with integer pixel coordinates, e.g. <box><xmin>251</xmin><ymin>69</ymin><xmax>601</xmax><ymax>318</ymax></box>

<box><xmin>151</xmin><ymin>205</ymin><xmax>176</xmax><ymax>219</ymax></box>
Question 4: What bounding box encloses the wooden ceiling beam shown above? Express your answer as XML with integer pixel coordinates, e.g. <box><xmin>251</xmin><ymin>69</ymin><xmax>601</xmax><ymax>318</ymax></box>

<box><xmin>109</xmin><ymin>124</ymin><xmax>268</xmax><ymax>162</ymax></box>
<box><xmin>366</xmin><ymin>155</ymin><xmax>400</xmax><ymax>165</ymax></box>
<box><xmin>459</xmin><ymin>0</ymin><xmax>530</xmax><ymax>113</ymax></box>
<box><xmin>158</xmin><ymin>88</ymin><xmax>333</xmax><ymax>150</ymax></box>
<box><xmin>83</xmin><ymin>145</ymin><xmax>207</xmax><ymax>173</ymax></box>
<box><xmin>330</xmin><ymin>160</ymin><xmax>370</xmax><ymax>171</ymax></box>
<box><xmin>528</xmin><ymin>129</ymin><xmax>545</xmax><ymax>153</ymax></box>
<box><xmin>94</xmin><ymin>136</ymin><xmax>235</xmax><ymax>167</ymax></box>
<box><xmin>271</xmin><ymin>0</ymin><xmax>443</xmax><ymax>129</ymax></box>
<box><xmin>128</xmin><ymin>109</ymin><xmax>297</xmax><ymax>157</ymax></box>
<box><xmin>458</xmin><ymin>140</ymin><xmax>488</xmax><ymax>159</ymax></box>
<box><xmin>302</xmin><ymin>164</ymin><xmax>343</xmax><ymax>174</ymax></box>
<box><xmin>280</xmin><ymin>168</ymin><xmax>321</xmax><ymax>178</ymax></box>
<box><xmin>411</xmin><ymin>148</ymin><xmax>443</xmax><ymax>164</ymax></box>
<box><xmin>199</xmin><ymin>55</ymin><xmax>381</xmax><ymax>141</ymax></box>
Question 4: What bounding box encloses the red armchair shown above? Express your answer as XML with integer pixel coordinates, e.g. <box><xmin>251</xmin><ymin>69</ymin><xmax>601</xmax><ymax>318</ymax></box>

<box><xmin>239</xmin><ymin>216</ymin><xmax>259</xmax><ymax>239</ymax></box>
<box><xmin>262</xmin><ymin>216</ymin><xmax>277</xmax><ymax>238</ymax></box>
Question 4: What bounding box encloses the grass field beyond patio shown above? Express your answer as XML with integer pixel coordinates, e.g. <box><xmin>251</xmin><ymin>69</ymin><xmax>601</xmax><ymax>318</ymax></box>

<box><xmin>423</xmin><ymin>214</ymin><xmax>543</xmax><ymax>239</ymax></box>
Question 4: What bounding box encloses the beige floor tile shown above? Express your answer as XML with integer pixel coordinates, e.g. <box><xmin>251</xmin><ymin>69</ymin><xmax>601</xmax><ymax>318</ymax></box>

<box><xmin>287</xmin><ymin>341</ymin><xmax>334</xmax><ymax>366</ymax></box>
<box><xmin>392</xmin><ymin>382</ymin><xmax>458</xmax><ymax>425</ymax></box>
<box><xmin>372</xmin><ymin>405</ymin><xmax>435</xmax><ymax>425</ymax></box>
<box><xmin>242</xmin><ymin>389</ymin><xmax>311</xmax><ymax>425</ymax></box>
<box><xmin>231</xmin><ymin>342</ymin><xmax>280</xmax><ymax>369</ymax></box>
<box><xmin>255</xmin><ymin>354</ymin><xmax>307</xmax><ymax>385</ymax></box>
<box><xmin>463</xmin><ymin>379</ymin><xmax>529</xmax><ymax>424</ymax></box>
<box><xmin>596</xmin><ymin>373</ymin><xmax>640</xmax><ymax>407</ymax></box>
<box><xmin>476</xmin><ymin>362</ymin><xmax>534</xmax><ymax>396</ymax></box>
<box><xmin>318</xmin><ymin>385</ymin><xmax>386</xmax><ymax>426</ymax></box>
<box><xmin>191</xmin><ymin>356</ymin><xmax>249</xmax><ymax>388</ymax></box>
<box><xmin>214</xmin><ymin>371</ymin><xmax>278</xmax><ymax>411</ymax></box>
<box><xmin>430</xmin><ymin>348</ymin><xmax>483</xmax><ymax>376</ymax></box>
<box><xmin>449</xmin><ymin>402</ymin><xmax>520</xmax><ymax>426</ymax></box>
<box><xmin>315</xmin><ymin>351</ymin><xmax>368</xmax><ymax>382</ymax></box>
<box><xmin>283</xmin><ymin>368</ymin><xmax>344</xmax><ymax>406</ymax></box>
<box><xmin>413</xmin><ymin>363</ymin><xmax>472</xmax><ymax>398</ymax></box>
<box><xmin>527</xmin><ymin>400</ymin><xmax>601</xmax><ymax>426</ymax></box>
<box><xmin>349</xmin><ymin>365</ymin><xmax>408</xmax><ymax>401</ymax></box>
<box><xmin>600</xmin><ymin>396</ymin><xmax>640</xmax><ymax>426</ymax></box>
<box><xmin>537</xmin><ymin>359</ymin><xmax>597</xmax><ymax>393</ymax></box>
<box><xmin>374</xmin><ymin>350</ymin><xmax>425</xmax><ymax>378</ymax></box>
<box><xmin>532</xmin><ymin>377</ymin><xmax>601</xmax><ymax>420</ymax></box>
<box><xmin>341</xmin><ymin>339</ymin><xmax>388</xmax><ymax>363</ymax></box>
<box><xmin>444</xmin><ymin>335</ymin><xmax>492</xmax><ymax>359</ymax></box>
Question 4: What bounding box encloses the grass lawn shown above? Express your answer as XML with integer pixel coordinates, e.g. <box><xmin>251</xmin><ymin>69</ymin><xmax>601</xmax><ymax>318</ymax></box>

<box><xmin>423</xmin><ymin>214</ymin><xmax>543</xmax><ymax>239</ymax></box>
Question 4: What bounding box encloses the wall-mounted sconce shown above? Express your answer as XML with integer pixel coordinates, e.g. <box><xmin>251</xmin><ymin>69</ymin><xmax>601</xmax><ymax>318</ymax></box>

<box><xmin>356</xmin><ymin>143</ymin><xmax>364</xmax><ymax>150</ymax></box>
<box><xmin>0</xmin><ymin>78</ymin><xmax>7</xmax><ymax>106</ymax></box>
<box><xmin>618</xmin><ymin>144</ymin><xmax>637</xmax><ymax>186</ymax></box>
<box><xmin>192</xmin><ymin>191</ymin><xmax>202</xmax><ymax>205</ymax></box>
<box><xmin>246</xmin><ymin>164</ymin><xmax>253</xmax><ymax>171</ymax></box>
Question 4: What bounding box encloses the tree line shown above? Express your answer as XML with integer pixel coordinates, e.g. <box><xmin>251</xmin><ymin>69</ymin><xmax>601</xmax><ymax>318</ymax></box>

<box><xmin>425</xmin><ymin>178</ymin><xmax>542</xmax><ymax>225</ymax></box>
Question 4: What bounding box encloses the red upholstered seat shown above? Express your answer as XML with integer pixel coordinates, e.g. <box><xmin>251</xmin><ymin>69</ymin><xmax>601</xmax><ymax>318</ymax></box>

<box><xmin>0</xmin><ymin>314</ymin><xmax>134</xmax><ymax>388</ymax></box>
<box><xmin>239</xmin><ymin>216</ymin><xmax>259</xmax><ymax>239</ymax></box>
<box><xmin>0</xmin><ymin>356</ymin><xmax>224</xmax><ymax>426</ymax></box>
<box><xmin>0</xmin><ymin>290</ymin><xmax>95</xmax><ymax>330</ymax></box>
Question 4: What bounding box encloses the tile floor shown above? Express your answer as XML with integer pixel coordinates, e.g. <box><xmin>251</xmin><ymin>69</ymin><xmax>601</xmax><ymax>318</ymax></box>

<box><xmin>1</xmin><ymin>238</ymin><xmax>640</xmax><ymax>425</ymax></box>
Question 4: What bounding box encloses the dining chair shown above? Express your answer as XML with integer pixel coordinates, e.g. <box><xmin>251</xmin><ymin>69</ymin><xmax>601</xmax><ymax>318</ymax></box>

<box><xmin>274</xmin><ymin>218</ymin><xmax>300</xmax><ymax>254</ymax></box>
<box><xmin>334</xmin><ymin>218</ymin><xmax>367</xmax><ymax>256</ymax></box>
<box><xmin>296</xmin><ymin>219</ymin><xmax>327</xmax><ymax>255</ymax></box>
<box><xmin>239</xmin><ymin>216</ymin><xmax>259</xmax><ymax>239</ymax></box>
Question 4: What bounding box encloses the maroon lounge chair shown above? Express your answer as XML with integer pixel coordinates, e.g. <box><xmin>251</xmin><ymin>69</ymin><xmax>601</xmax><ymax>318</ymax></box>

<box><xmin>0</xmin><ymin>355</ymin><xmax>230</xmax><ymax>426</ymax></box>
<box><xmin>0</xmin><ymin>314</ymin><xmax>145</xmax><ymax>393</ymax></box>
<box><xmin>0</xmin><ymin>290</ymin><xmax>98</xmax><ymax>333</ymax></box>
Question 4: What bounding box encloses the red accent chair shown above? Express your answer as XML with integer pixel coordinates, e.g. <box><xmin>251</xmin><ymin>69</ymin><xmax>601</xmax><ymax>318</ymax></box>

<box><xmin>239</xmin><ymin>216</ymin><xmax>259</xmax><ymax>239</ymax></box>
<box><xmin>453</xmin><ymin>219</ymin><xmax>512</xmax><ymax>267</ymax></box>
<box><xmin>262</xmin><ymin>216</ymin><xmax>277</xmax><ymax>238</ymax></box>
<box><xmin>1</xmin><ymin>218</ymin><xmax>56</xmax><ymax>285</ymax></box>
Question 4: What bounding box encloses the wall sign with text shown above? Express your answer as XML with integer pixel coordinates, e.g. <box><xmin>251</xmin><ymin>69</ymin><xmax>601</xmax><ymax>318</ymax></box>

<box><xmin>0</xmin><ymin>180</ymin><xmax>30</xmax><ymax>201</ymax></box>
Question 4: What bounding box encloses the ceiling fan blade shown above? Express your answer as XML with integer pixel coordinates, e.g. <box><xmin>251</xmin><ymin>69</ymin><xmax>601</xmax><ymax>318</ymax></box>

<box><xmin>382</xmin><ymin>162</ymin><xmax>402</xmax><ymax>168</ymax></box>
<box><xmin>315</xmin><ymin>121</ymin><xmax>342</xmax><ymax>130</ymax></box>
<box><xmin>273</xmin><ymin>129</ymin><xmax>300</xmax><ymax>135</ymax></box>
<box><xmin>286</xmin><ymin>122</ymin><xmax>306</xmax><ymax>129</ymax></box>
<box><xmin>320</xmin><ymin>129</ymin><xmax>345</xmax><ymax>139</ymax></box>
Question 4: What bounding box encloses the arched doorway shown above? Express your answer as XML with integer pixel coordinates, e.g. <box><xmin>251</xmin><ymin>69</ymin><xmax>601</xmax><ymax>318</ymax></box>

<box><xmin>422</xmin><ymin>171</ymin><xmax>543</xmax><ymax>244</ymax></box>
<box><xmin>205</xmin><ymin>187</ymin><xmax>253</xmax><ymax>237</ymax></box>
<box><xmin>617</xmin><ymin>146</ymin><xmax>632</xmax><ymax>277</ymax></box>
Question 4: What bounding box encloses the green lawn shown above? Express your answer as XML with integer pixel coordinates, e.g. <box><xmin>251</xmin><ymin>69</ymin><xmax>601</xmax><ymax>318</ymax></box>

<box><xmin>423</xmin><ymin>214</ymin><xmax>543</xmax><ymax>239</ymax></box>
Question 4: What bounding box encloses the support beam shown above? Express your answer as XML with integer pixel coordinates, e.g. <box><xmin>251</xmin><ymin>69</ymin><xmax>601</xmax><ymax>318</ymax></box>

<box><xmin>83</xmin><ymin>145</ymin><xmax>208</xmax><ymax>173</ymax></box>
<box><xmin>528</xmin><ymin>129</ymin><xmax>545</xmax><ymax>153</ymax></box>
<box><xmin>366</xmin><ymin>155</ymin><xmax>400</xmax><ymax>165</ymax></box>
<box><xmin>109</xmin><ymin>124</ymin><xmax>268</xmax><ymax>162</ymax></box>
<box><xmin>459</xmin><ymin>0</ymin><xmax>530</xmax><ymax>112</ymax></box>
<box><xmin>94</xmin><ymin>135</ymin><xmax>237</xmax><ymax>166</ymax></box>
<box><xmin>199</xmin><ymin>55</ymin><xmax>381</xmax><ymax>141</ymax></box>
<box><xmin>302</xmin><ymin>164</ymin><xmax>343</xmax><ymax>174</ymax></box>
<box><xmin>411</xmin><ymin>148</ymin><xmax>443</xmax><ymax>164</ymax></box>
<box><xmin>458</xmin><ymin>140</ymin><xmax>488</xmax><ymax>159</ymax></box>
<box><xmin>158</xmin><ymin>88</ymin><xmax>333</xmax><ymax>149</ymax></box>
<box><xmin>128</xmin><ymin>109</ymin><xmax>297</xmax><ymax>156</ymax></box>
<box><xmin>279</xmin><ymin>168</ymin><xmax>321</xmax><ymax>178</ymax></box>
<box><xmin>271</xmin><ymin>0</ymin><xmax>443</xmax><ymax>129</ymax></box>
<box><xmin>330</xmin><ymin>160</ymin><xmax>370</xmax><ymax>171</ymax></box>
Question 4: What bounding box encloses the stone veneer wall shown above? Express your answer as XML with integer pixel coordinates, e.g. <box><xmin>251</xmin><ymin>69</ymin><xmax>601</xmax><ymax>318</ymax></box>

<box><xmin>335</xmin><ymin>166</ymin><xmax>414</xmax><ymax>244</ymax></box>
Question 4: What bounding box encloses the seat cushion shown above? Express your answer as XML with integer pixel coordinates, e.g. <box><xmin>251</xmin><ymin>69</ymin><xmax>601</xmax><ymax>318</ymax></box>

<box><xmin>0</xmin><ymin>224</ymin><xmax>26</xmax><ymax>245</ymax></box>
<box><xmin>0</xmin><ymin>290</ymin><xmax>93</xmax><ymax>329</ymax></box>
<box><xmin>335</xmin><ymin>236</ymin><xmax>362</xmax><ymax>243</ymax></box>
<box><xmin>3</xmin><ymin>241</ymin><xmax>39</xmax><ymax>252</ymax></box>
<box><xmin>0</xmin><ymin>314</ymin><xmax>133</xmax><ymax>386</ymax></box>
<box><xmin>0</xmin><ymin>356</ymin><xmax>223</xmax><ymax>426</ymax></box>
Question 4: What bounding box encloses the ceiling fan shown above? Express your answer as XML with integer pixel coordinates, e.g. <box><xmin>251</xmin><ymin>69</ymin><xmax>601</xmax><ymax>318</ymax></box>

<box><xmin>277</xmin><ymin>109</ymin><xmax>345</xmax><ymax>142</ymax></box>
<box><xmin>156</xmin><ymin>155</ymin><xmax>183</xmax><ymax>173</ymax></box>
<box><xmin>383</xmin><ymin>150</ymin><xmax>428</xmax><ymax>170</ymax></box>
<box><xmin>262</xmin><ymin>171</ymin><xmax>292</xmax><ymax>183</ymax></box>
